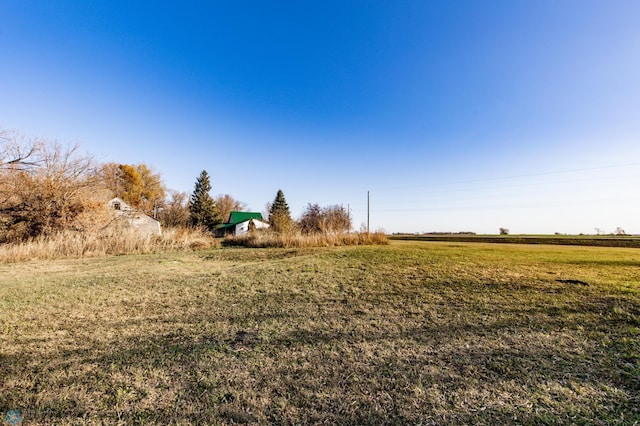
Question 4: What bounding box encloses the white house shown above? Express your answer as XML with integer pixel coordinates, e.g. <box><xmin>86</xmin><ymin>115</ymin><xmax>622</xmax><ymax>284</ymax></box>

<box><xmin>216</xmin><ymin>211</ymin><xmax>269</xmax><ymax>237</ymax></box>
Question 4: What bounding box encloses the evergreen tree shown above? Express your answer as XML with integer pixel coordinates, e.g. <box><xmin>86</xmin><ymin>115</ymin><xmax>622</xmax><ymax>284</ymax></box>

<box><xmin>269</xmin><ymin>189</ymin><xmax>293</xmax><ymax>233</ymax></box>
<box><xmin>189</xmin><ymin>170</ymin><xmax>220</xmax><ymax>231</ymax></box>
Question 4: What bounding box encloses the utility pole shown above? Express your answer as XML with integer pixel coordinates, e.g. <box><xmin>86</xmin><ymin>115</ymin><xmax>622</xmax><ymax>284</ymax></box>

<box><xmin>367</xmin><ymin>190</ymin><xmax>370</xmax><ymax>234</ymax></box>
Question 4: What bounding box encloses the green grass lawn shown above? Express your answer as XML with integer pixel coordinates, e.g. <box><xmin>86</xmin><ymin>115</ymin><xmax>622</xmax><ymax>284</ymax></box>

<box><xmin>1</xmin><ymin>241</ymin><xmax>639</xmax><ymax>424</ymax></box>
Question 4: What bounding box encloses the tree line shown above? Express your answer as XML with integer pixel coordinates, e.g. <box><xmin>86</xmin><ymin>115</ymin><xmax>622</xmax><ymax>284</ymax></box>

<box><xmin>189</xmin><ymin>171</ymin><xmax>351</xmax><ymax>235</ymax></box>
<box><xmin>1</xmin><ymin>130</ymin><xmax>350</xmax><ymax>243</ymax></box>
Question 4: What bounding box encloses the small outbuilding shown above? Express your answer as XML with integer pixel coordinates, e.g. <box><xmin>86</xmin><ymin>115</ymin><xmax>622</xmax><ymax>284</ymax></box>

<box><xmin>216</xmin><ymin>211</ymin><xmax>269</xmax><ymax>237</ymax></box>
<box><xmin>107</xmin><ymin>197</ymin><xmax>162</xmax><ymax>237</ymax></box>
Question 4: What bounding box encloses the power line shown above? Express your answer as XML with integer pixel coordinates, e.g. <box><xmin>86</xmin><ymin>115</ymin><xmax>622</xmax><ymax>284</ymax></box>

<box><xmin>371</xmin><ymin>173</ymin><xmax>640</xmax><ymax>207</ymax></box>
<box><xmin>371</xmin><ymin>162</ymin><xmax>640</xmax><ymax>193</ymax></box>
<box><xmin>350</xmin><ymin>195</ymin><xmax>640</xmax><ymax>213</ymax></box>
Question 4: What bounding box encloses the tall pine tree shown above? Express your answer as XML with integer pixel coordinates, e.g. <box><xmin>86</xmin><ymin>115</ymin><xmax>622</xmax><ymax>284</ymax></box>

<box><xmin>268</xmin><ymin>189</ymin><xmax>293</xmax><ymax>233</ymax></box>
<box><xmin>189</xmin><ymin>170</ymin><xmax>220</xmax><ymax>231</ymax></box>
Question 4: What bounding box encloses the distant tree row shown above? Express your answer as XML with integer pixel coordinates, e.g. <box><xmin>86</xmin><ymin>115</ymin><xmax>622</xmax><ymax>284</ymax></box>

<box><xmin>0</xmin><ymin>129</ymin><xmax>351</xmax><ymax>242</ymax></box>
<box><xmin>0</xmin><ymin>132</ymin><xmax>245</xmax><ymax>242</ymax></box>
<box><xmin>264</xmin><ymin>190</ymin><xmax>351</xmax><ymax>235</ymax></box>
<box><xmin>187</xmin><ymin>172</ymin><xmax>351</xmax><ymax>235</ymax></box>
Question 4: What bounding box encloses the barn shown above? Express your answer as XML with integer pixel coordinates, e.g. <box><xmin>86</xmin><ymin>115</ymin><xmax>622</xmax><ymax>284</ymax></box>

<box><xmin>107</xmin><ymin>197</ymin><xmax>162</xmax><ymax>237</ymax></box>
<box><xmin>216</xmin><ymin>211</ymin><xmax>269</xmax><ymax>237</ymax></box>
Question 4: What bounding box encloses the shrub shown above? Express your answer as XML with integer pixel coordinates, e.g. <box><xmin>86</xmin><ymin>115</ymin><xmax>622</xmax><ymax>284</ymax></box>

<box><xmin>299</xmin><ymin>203</ymin><xmax>351</xmax><ymax>234</ymax></box>
<box><xmin>0</xmin><ymin>139</ymin><xmax>107</xmax><ymax>243</ymax></box>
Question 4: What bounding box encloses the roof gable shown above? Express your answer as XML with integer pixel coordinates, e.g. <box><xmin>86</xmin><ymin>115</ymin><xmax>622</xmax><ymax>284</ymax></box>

<box><xmin>226</xmin><ymin>211</ymin><xmax>263</xmax><ymax>225</ymax></box>
<box><xmin>108</xmin><ymin>197</ymin><xmax>159</xmax><ymax>223</ymax></box>
<box><xmin>108</xmin><ymin>197</ymin><xmax>135</xmax><ymax>212</ymax></box>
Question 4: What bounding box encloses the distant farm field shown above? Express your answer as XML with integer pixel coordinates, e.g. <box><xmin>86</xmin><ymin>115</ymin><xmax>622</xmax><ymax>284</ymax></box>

<box><xmin>1</xmin><ymin>241</ymin><xmax>639</xmax><ymax>424</ymax></box>
<box><xmin>391</xmin><ymin>234</ymin><xmax>640</xmax><ymax>248</ymax></box>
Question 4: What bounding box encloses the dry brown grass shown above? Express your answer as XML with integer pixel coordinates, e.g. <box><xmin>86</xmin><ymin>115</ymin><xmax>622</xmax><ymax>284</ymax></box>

<box><xmin>0</xmin><ymin>226</ymin><xmax>217</xmax><ymax>262</ymax></box>
<box><xmin>0</xmin><ymin>241</ymin><xmax>638</xmax><ymax>424</ymax></box>
<box><xmin>222</xmin><ymin>230</ymin><xmax>388</xmax><ymax>248</ymax></box>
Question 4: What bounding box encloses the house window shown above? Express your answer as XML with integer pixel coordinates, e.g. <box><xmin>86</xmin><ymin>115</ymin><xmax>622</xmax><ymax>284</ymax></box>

<box><xmin>113</xmin><ymin>202</ymin><xmax>121</xmax><ymax>210</ymax></box>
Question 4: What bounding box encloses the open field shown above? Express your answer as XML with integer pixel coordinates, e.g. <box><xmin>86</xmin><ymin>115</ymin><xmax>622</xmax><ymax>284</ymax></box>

<box><xmin>391</xmin><ymin>234</ymin><xmax>640</xmax><ymax>248</ymax></box>
<box><xmin>1</xmin><ymin>241</ymin><xmax>639</xmax><ymax>424</ymax></box>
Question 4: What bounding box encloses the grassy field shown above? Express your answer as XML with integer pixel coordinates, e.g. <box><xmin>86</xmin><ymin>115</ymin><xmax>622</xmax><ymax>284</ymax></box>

<box><xmin>1</xmin><ymin>241</ymin><xmax>639</xmax><ymax>424</ymax></box>
<box><xmin>391</xmin><ymin>234</ymin><xmax>640</xmax><ymax>248</ymax></box>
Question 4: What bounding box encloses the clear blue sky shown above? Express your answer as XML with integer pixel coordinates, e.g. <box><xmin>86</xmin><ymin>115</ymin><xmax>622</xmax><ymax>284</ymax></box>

<box><xmin>1</xmin><ymin>1</ymin><xmax>639</xmax><ymax>234</ymax></box>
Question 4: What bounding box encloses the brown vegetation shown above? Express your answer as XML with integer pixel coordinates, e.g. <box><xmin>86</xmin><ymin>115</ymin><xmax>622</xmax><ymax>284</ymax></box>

<box><xmin>0</xmin><ymin>135</ymin><xmax>108</xmax><ymax>243</ymax></box>
<box><xmin>100</xmin><ymin>162</ymin><xmax>166</xmax><ymax>217</ymax></box>
<box><xmin>1</xmin><ymin>128</ymin><xmax>376</xmax><ymax>254</ymax></box>
<box><xmin>215</xmin><ymin>193</ymin><xmax>247</xmax><ymax>223</ymax></box>
<box><xmin>299</xmin><ymin>203</ymin><xmax>350</xmax><ymax>234</ymax></box>
<box><xmin>0</xmin><ymin>129</ymin><xmax>43</xmax><ymax>171</ymax></box>
<box><xmin>157</xmin><ymin>190</ymin><xmax>190</xmax><ymax>228</ymax></box>
<box><xmin>0</xmin><ymin>226</ymin><xmax>218</xmax><ymax>263</ymax></box>
<box><xmin>222</xmin><ymin>230</ymin><xmax>388</xmax><ymax>248</ymax></box>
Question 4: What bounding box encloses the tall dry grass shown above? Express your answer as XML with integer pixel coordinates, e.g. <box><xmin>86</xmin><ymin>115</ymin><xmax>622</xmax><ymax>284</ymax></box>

<box><xmin>222</xmin><ymin>230</ymin><xmax>388</xmax><ymax>248</ymax></box>
<box><xmin>0</xmin><ymin>227</ymin><xmax>218</xmax><ymax>263</ymax></box>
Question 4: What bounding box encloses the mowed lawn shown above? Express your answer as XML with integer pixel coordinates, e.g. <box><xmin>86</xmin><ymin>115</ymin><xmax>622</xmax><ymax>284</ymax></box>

<box><xmin>1</xmin><ymin>241</ymin><xmax>638</xmax><ymax>425</ymax></box>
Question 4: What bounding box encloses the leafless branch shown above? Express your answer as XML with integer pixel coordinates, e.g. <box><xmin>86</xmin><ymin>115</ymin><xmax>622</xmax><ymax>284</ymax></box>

<box><xmin>0</xmin><ymin>130</ymin><xmax>45</xmax><ymax>171</ymax></box>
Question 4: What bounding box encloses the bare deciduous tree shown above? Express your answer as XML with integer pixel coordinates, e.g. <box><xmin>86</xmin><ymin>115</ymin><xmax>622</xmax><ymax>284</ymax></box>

<box><xmin>157</xmin><ymin>190</ymin><xmax>190</xmax><ymax>228</ymax></box>
<box><xmin>322</xmin><ymin>205</ymin><xmax>351</xmax><ymax>234</ymax></box>
<box><xmin>299</xmin><ymin>203</ymin><xmax>351</xmax><ymax>234</ymax></box>
<box><xmin>215</xmin><ymin>194</ymin><xmax>247</xmax><ymax>223</ymax></box>
<box><xmin>0</xmin><ymin>129</ymin><xmax>44</xmax><ymax>171</ymax></box>
<box><xmin>0</xmin><ymin>139</ymin><xmax>108</xmax><ymax>242</ymax></box>
<box><xmin>299</xmin><ymin>203</ymin><xmax>323</xmax><ymax>234</ymax></box>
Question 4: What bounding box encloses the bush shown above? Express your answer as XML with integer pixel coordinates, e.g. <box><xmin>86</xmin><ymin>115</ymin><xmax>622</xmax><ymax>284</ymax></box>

<box><xmin>299</xmin><ymin>203</ymin><xmax>351</xmax><ymax>234</ymax></box>
<box><xmin>0</xmin><ymin>140</ymin><xmax>107</xmax><ymax>243</ymax></box>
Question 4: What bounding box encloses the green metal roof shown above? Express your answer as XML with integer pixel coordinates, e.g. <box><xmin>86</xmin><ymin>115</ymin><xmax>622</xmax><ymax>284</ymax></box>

<box><xmin>225</xmin><ymin>211</ymin><xmax>264</xmax><ymax>226</ymax></box>
<box><xmin>216</xmin><ymin>223</ymin><xmax>236</xmax><ymax>230</ymax></box>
